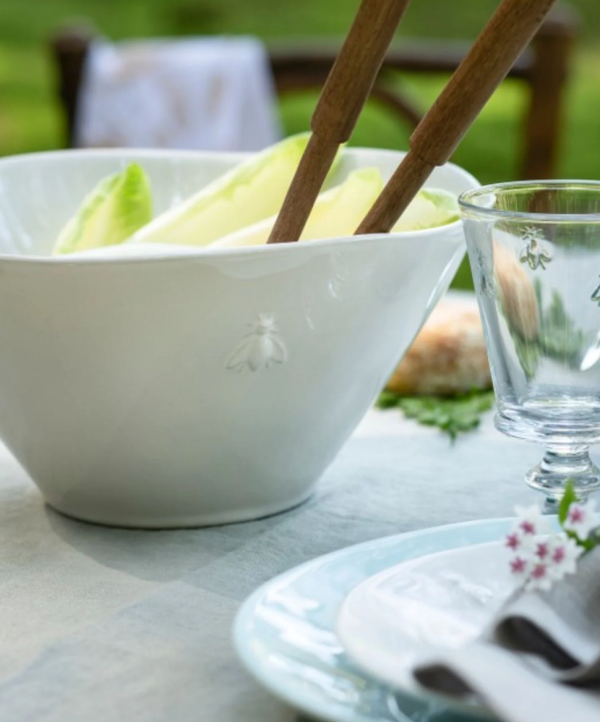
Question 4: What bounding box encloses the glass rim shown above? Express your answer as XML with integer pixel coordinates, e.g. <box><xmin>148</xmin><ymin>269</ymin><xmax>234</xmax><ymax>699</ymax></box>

<box><xmin>459</xmin><ymin>180</ymin><xmax>600</xmax><ymax>223</ymax></box>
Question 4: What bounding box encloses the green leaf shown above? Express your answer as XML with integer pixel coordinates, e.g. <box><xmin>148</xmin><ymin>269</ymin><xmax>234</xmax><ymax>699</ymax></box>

<box><xmin>376</xmin><ymin>389</ymin><xmax>495</xmax><ymax>440</ymax></box>
<box><xmin>558</xmin><ymin>479</ymin><xmax>578</xmax><ymax>525</ymax></box>
<box><xmin>375</xmin><ymin>390</ymin><xmax>402</xmax><ymax>409</ymax></box>
<box><xmin>53</xmin><ymin>163</ymin><xmax>153</xmax><ymax>255</ymax></box>
<box><xmin>211</xmin><ymin>167</ymin><xmax>384</xmax><ymax>247</ymax></box>
<box><xmin>130</xmin><ymin>133</ymin><xmax>319</xmax><ymax>247</ymax></box>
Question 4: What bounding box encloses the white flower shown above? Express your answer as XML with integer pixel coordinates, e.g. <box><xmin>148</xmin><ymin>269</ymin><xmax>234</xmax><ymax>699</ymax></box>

<box><xmin>508</xmin><ymin>501</ymin><xmax>595</xmax><ymax>593</ymax></box>
<box><xmin>515</xmin><ymin>535</ymin><xmax>583</xmax><ymax>592</ymax></box>
<box><xmin>505</xmin><ymin>531</ymin><xmax>528</xmax><ymax>552</ymax></box>
<box><xmin>509</xmin><ymin>554</ymin><xmax>531</xmax><ymax>580</ymax></box>
<box><xmin>513</xmin><ymin>504</ymin><xmax>552</xmax><ymax>539</ymax></box>
<box><xmin>563</xmin><ymin>500</ymin><xmax>599</xmax><ymax>541</ymax></box>
<box><xmin>548</xmin><ymin>536</ymin><xmax>584</xmax><ymax>579</ymax></box>
<box><xmin>525</xmin><ymin>561</ymin><xmax>554</xmax><ymax>591</ymax></box>
<box><xmin>534</xmin><ymin>539</ymin><xmax>552</xmax><ymax>561</ymax></box>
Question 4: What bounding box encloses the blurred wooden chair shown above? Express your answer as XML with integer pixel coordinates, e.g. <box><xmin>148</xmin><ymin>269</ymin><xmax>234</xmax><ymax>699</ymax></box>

<box><xmin>50</xmin><ymin>5</ymin><xmax>578</xmax><ymax>179</ymax></box>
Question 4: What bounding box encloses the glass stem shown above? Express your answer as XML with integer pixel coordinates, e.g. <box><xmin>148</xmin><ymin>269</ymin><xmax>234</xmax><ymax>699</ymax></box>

<box><xmin>526</xmin><ymin>444</ymin><xmax>600</xmax><ymax>508</ymax></box>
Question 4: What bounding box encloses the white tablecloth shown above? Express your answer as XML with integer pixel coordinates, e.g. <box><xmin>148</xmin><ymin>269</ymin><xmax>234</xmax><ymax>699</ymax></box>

<box><xmin>0</xmin><ymin>409</ymin><xmax>558</xmax><ymax>721</ymax></box>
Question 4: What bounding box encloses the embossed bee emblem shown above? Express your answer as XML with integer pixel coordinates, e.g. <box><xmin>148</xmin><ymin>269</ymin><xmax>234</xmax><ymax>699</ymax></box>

<box><xmin>592</xmin><ymin>277</ymin><xmax>600</xmax><ymax>306</ymax></box>
<box><xmin>226</xmin><ymin>314</ymin><xmax>287</xmax><ymax>372</ymax></box>
<box><xmin>519</xmin><ymin>227</ymin><xmax>552</xmax><ymax>270</ymax></box>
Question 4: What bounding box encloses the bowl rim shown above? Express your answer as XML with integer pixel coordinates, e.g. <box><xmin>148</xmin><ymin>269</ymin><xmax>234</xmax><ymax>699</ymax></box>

<box><xmin>0</xmin><ymin>147</ymin><xmax>480</xmax><ymax>266</ymax></box>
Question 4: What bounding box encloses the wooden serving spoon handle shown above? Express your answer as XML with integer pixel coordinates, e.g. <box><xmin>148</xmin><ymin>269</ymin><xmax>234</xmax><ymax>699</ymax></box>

<box><xmin>356</xmin><ymin>0</ymin><xmax>558</xmax><ymax>235</ymax></box>
<box><xmin>267</xmin><ymin>0</ymin><xmax>413</xmax><ymax>245</ymax></box>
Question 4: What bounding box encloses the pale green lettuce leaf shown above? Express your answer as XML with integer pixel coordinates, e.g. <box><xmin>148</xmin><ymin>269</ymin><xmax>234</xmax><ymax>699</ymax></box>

<box><xmin>129</xmin><ymin>133</ymin><xmax>340</xmax><ymax>247</ymax></box>
<box><xmin>211</xmin><ymin>167</ymin><xmax>384</xmax><ymax>247</ymax></box>
<box><xmin>53</xmin><ymin>163</ymin><xmax>152</xmax><ymax>255</ymax></box>
<box><xmin>392</xmin><ymin>188</ymin><xmax>459</xmax><ymax>232</ymax></box>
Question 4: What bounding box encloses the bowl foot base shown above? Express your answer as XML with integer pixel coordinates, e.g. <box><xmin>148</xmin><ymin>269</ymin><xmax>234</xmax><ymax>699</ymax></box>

<box><xmin>45</xmin><ymin>487</ymin><xmax>315</xmax><ymax>530</ymax></box>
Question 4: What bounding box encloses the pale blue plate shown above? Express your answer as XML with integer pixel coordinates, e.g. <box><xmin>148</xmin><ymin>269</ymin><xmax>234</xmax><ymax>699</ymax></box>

<box><xmin>233</xmin><ymin>518</ymin><xmax>517</xmax><ymax>722</ymax></box>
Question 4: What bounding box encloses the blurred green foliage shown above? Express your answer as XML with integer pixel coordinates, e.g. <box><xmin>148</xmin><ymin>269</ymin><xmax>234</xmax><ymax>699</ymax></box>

<box><xmin>0</xmin><ymin>0</ymin><xmax>598</xmax><ymax>42</ymax></box>
<box><xmin>0</xmin><ymin>0</ymin><xmax>598</xmax><ymax>288</ymax></box>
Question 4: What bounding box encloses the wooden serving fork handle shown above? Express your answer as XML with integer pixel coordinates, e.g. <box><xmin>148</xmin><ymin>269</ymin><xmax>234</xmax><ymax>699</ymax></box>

<box><xmin>267</xmin><ymin>0</ymin><xmax>413</xmax><ymax>244</ymax></box>
<box><xmin>356</xmin><ymin>0</ymin><xmax>558</xmax><ymax>235</ymax></box>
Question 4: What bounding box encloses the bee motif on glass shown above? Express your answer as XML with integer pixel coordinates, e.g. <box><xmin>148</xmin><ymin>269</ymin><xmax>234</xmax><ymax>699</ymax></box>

<box><xmin>475</xmin><ymin>247</ymin><xmax>495</xmax><ymax>299</ymax></box>
<box><xmin>519</xmin><ymin>226</ymin><xmax>552</xmax><ymax>270</ymax></box>
<box><xmin>592</xmin><ymin>277</ymin><xmax>600</xmax><ymax>307</ymax></box>
<box><xmin>226</xmin><ymin>314</ymin><xmax>287</xmax><ymax>372</ymax></box>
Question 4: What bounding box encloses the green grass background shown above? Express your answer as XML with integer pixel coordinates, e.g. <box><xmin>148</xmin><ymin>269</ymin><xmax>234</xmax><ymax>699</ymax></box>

<box><xmin>0</xmin><ymin>0</ymin><xmax>598</xmax><ymax>286</ymax></box>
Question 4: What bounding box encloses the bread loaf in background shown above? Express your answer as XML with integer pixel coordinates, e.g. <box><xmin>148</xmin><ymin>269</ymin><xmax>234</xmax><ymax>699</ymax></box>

<box><xmin>386</xmin><ymin>294</ymin><xmax>492</xmax><ymax>396</ymax></box>
<box><xmin>494</xmin><ymin>242</ymin><xmax>538</xmax><ymax>341</ymax></box>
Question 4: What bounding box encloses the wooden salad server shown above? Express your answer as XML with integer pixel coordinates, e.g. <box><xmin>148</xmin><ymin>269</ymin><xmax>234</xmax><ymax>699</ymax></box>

<box><xmin>268</xmin><ymin>0</ymin><xmax>558</xmax><ymax>243</ymax></box>
<box><xmin>356</xmin><ymin>0</ymin><xmax>558</xmax><ymax>234</ymax></box>
<box><xmin>267</xmin><ymin>0</ymin><xmax>414</xmax><ymax>244</ymax></box>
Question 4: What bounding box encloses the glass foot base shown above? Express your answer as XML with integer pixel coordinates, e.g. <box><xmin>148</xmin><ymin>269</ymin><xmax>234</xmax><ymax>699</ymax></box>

<box><xmin>525</xmin><ymin>447</ymin><xmax>600</xmax><ymax>507</ymax></box>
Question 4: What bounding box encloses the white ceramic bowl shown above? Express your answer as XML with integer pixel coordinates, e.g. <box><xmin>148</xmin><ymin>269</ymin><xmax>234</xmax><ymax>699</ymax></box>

<box><xmin>0</xmin><ymin>148</ymin><xmax>478</xmax><ymax>528</ymax></box>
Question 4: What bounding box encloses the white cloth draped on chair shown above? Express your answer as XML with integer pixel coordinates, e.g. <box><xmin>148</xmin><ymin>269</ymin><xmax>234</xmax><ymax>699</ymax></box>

<box><xmin>76</xmin><ymin>37</ymin><xmax>281</xmax><ymax>152</ymax></box>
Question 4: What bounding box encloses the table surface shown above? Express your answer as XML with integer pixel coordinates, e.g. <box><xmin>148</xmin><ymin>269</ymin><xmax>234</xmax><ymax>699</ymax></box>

<box><xmin>0</xmin><ymin>407</ymin><xmax>570</xmax><ymax>722</ymax></box>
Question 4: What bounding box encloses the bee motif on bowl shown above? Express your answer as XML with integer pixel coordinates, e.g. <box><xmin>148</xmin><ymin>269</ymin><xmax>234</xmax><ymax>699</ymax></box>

<box><xmin>226</xmin><ymin>314</ymin><xmax>287</xmax><ymax>372</ymax></box>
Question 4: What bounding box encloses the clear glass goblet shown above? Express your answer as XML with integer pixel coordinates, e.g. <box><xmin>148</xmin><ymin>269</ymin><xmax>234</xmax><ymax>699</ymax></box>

<box><xmin>460</xmin><ymin>181</ymin><xmax>600</xmax><ymax>508</ymax></box>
